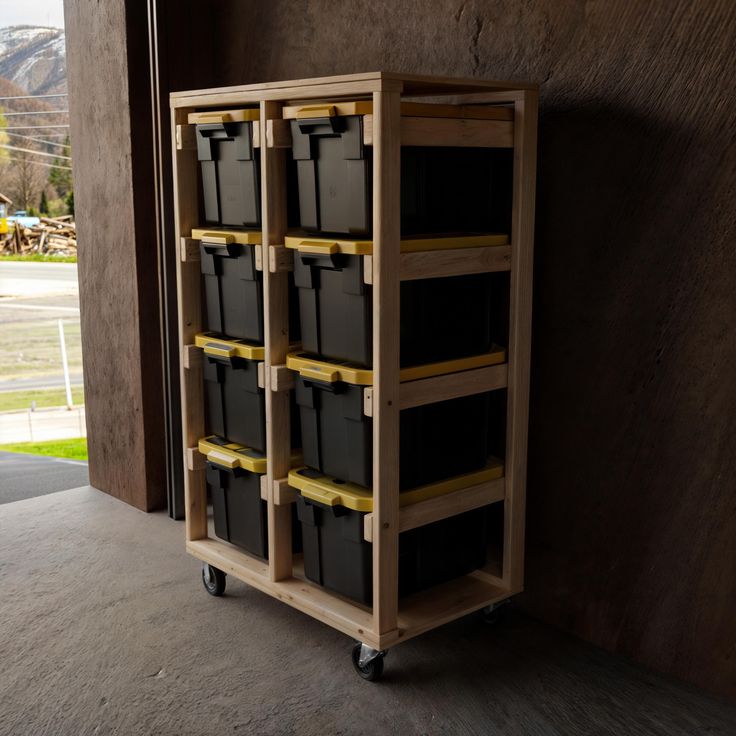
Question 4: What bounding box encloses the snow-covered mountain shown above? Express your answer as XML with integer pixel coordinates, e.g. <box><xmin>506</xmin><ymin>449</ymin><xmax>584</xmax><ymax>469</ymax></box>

<box><xmin>0</xmin><ymin>26</ymin><xmax>66</xmax><ymax>95</ymax></box>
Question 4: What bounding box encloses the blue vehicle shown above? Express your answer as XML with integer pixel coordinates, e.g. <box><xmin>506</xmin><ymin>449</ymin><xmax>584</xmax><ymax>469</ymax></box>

<box><xmin>7</xmin><ymin>210</ymin><xmax>41</xmax><ymax>228</ymax></box>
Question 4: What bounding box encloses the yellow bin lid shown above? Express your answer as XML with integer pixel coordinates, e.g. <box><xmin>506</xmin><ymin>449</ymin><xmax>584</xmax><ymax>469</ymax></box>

<box><xmin>286</xmin><ymin>348</ymin><xmax>507</xmax><ymax>387</ymax></box>
<box><xmin>282</xmin><ymin>101</ymin><xmax>513</xmax><ymax>122</ymax></box>
<box><xmin>188</xmin><ymin>109</ymin><xmax>260</xmax><ymax>124</ymax></box>
<box><xmin>284</xmin><ymin>232</ymin><xmax>508</xmax><ymax>256</ymax></box>
<box><xmin>199</xmin><ymin>436</ymin><xmax>267</xmax><ymax>474</ymax></box>
<box><xmin>192</xmin><ymin>228</ymin><xmax>262</xmax><ymax>246</ymax></box>
<box><xmin>288</xmin><ymin>460</ymin><xmax>504</xmax><ymax>513</ymax></box>
<box><xmin>195</xmin><ymin>333</ymin><xmax>265</xmax><ymax>361</ymax></box>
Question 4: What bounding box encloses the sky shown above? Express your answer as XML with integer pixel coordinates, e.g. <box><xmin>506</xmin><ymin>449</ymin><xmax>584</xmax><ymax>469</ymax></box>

<box><xmin>0</xmin><ymin>0</ymin><xmax>64</xmax><ymax>29</ymax></box>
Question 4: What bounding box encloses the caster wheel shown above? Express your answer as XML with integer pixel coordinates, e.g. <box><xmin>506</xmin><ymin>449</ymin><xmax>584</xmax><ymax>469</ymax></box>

<box><xmin>352</xmin><ymin>643</ymin><xmax>385</xmax><ymax>682</ymax></box>
<box><xmin>202</xmin><ymin>564</ymin><xmax>226</xmax><ymax>596</ymax></box>
<box><xmin>482</xmin><ymin>601</ymin><xmax>509</xmax><ymax>625</ymax></box>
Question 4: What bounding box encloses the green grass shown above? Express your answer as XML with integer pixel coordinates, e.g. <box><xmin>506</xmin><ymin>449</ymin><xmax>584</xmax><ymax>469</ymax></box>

<box><xmin>0</xmin><ymin>386</ymin><xmax>85</xmax><ymax>412</ymax></box>
<box><xmin>0</xmin><ymin>254</ymin><xmax>77</xmax><ymax>263</ymax></box>
<box><xmin>0</xmin><ymin>437</ymin><xmax>88</xmax><ymax>461</ymax></box>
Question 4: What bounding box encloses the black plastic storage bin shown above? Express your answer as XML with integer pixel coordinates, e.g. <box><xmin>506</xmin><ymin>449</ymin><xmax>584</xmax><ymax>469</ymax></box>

<box><xmin>196</xmin><ymin>229</ymin><xmax>301</xmax><ymax>343</ymax></box>
<box><xmin>288</xmin><ymin>351</ymin><xmax>506</xmax><ymax>489</ymax></box>
<box><xmin>285</xmin><ymin>101</ymin><xmax>514</xmax><ymax>237</ymax></box>
<box><xmin>287</xmin><ymin>234</ymin><xmax>509</xmax><ymax>367</ymax></box>
<box><xmin>290</xmin><ymin>466</ymin><xmax>501</xmax><ymax>604</ymax></box>
<box><xmin>200</xmin><ymin>437</ymin><xmax>302</xmax><ymax>559</ymax></box>
<box><xmin>197</xmin><ymin>333</ymin><xmax>267</xmax><ymax>452</ymax></box>
<box><xmin>189</xmin><ymin>109</ymin><xmax>261</xmax><ymax>228</ymax></box>
<box><xmin>198</xmin><ymin>333</ymin><xmax>302</xmax><ymax>452</ymax></box>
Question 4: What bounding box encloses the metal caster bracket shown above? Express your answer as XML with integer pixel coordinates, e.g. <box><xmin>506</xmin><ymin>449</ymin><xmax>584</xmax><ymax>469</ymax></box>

<box><xmin>357</xmin><ymin>643</ymin><xmax>386</xmax><ymax>668</ymax></box>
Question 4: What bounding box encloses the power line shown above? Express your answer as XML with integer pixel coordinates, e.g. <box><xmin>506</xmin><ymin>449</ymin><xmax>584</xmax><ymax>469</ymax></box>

<box><xmin>3</xmin><ymin>125</ymin><xmax>70</xmax><ymax>130</ymax></box>
<box><xmin>2</xmin><ymin>156</ymin><xmax>72</xmax><ymax>171</ymax></box>
<box><xmin>0</xmin><ymin>93</ymin><xmax>67</xmax><ymax>101</ymax></box>
<box><xmin>2</xmin><ymin>110</ymin><xmax>69</xmax><ymax>117</ymax></box>
<box><xmin>5</xmin><ymin>132</ymin><xmax>70</xmax><ymax>149</ymax></box>
<box><xmin>0</xmin><ymin>143</ymin><xmax>72</xmax><ymax>160</ymax></box>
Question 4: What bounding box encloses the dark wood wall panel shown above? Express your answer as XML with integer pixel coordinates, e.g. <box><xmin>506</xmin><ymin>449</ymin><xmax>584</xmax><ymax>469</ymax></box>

<box><xmin>158</xmin><ymin>0</ymin><xmax>735</xmax><ymax>695</ymax></box>
<box><xmin>65</xmin><ymin>0</ymin><xmax>166</xmax><ymax>511</ymax></box>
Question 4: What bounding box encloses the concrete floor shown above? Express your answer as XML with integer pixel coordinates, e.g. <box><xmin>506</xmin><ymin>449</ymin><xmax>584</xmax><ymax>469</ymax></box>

<box><xmin>1</xmin><ymin>487</ymin><xmax>734</xmax><ymax>736</ymax></box>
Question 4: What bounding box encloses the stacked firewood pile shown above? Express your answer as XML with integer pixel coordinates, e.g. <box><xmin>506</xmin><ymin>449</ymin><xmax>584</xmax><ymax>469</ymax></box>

<box><xmin>1</xmin><ymin>216</ymin><xmax>77</xmax><ymax>256</ymax></box>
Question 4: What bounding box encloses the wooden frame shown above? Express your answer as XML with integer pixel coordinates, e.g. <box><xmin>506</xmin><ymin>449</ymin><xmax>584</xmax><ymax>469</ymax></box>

<box><xmin>170</xmin><ymin>72</ymin><xmax>537</xmax><ymax>652</ymax></box>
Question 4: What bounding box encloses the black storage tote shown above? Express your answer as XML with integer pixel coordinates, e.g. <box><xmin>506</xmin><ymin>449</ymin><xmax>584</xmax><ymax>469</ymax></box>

<box><xmin>196</xmin><ymin>229</ymin><xmax>301</xmax><ymax>344</ymax></box>
<box><xmin>288</xmin><ymin>351</ymin><xmax>506</xmax><ymax>489</ymax></box>
<box><xmin>189</xmin><ymin>109</ymin><xmax>261</xmax><ymax>228</ymax></box>
<box><xmin>200</xmin><ymin>437</ymin><xmax>302</xmax><ymax>559</ymax></box>
<box><xmin>285</xmin><ymin>101</ymin><xmax>513</xmax><ymax>237</ymax></box>
<box><xmin>290</xmin><ymin>465</ymin><xmax>502</xmax><ymax>605</ymax></box>
<box><xmin>287</xmin><ymin>234</ymin><xmax>509</xmax><ymax>368</ymax></box>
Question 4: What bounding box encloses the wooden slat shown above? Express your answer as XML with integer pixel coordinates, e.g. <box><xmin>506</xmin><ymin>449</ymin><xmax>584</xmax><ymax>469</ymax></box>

<box><xmin>273</xmin><ymin>477</ymin><xmax>297</xmax><ymax>505</ymax></box>
<box><xmin>364</xmin><ymin>115</ymin><xmax>513</xmax><ymax>148</ymax></box>
<box><xmin>268</xmin><ymin>244</ymin><xmax>294</xmax><ymax>272</ymax></box>
<box><xmin>270</xmin><ymin>364</ymin><xmax>295</xmax><ymax>392</ymax></box>
<box><xmin>502</xmin><ymin>89</ymin><xmax>538</xmax><ymax>590</ymax></box>
<box><xmin>179</xmin><ymin>236</ymin><xmax>199</xmax><ymax>262</ymax></box>
<box><xmin>186</xmin><ymin>446</ymin><xmax>206</xmax><ymax>472</ymax></box>
<box><xmin>364</xmin><ymin>477</ymin><xmax>505</xmax><ymax>542</ymax></box>
<box><xmin>182</xmin><ymin>344</ymin><xmax>201</xmax><ymax>370</ymax></box>
<box><xmin>261</xmin><ymin>99</ymin><xmax>294</xmax><ymax>582</ymax></box>
<box><xmin>172</xmin><ymin>106</ymin><xmax>207</xmax><ymax>542</ymax></box>
<box><xmin>186</xmin><ymin>539</ymin><xmax>381</xmax><ymax>648</ymax></box>
<box><xmin>395</xmin><ymin>573</ymin><xmax>513</xmax><ymax>645</ymax></box>
<box><xmin>170</xmin><ymin>71</ymin><xmax>534</xmax><ymax>104</ymax></box>
<box><xmin>400</xmin><ymin>245</ymin><xmax>511</xmax><ymax>281</ymax></box>
<box><xmin>266</xmin><ymin>119</ymin><xmax>292</xmax><ymax>148</ymax></box>
<box><xmin>371</xmin><ymin>89</ymin><xmax>402</xmax><ymax>639</ymax></box>
<box><xmin>175</xmin><ymin>123</ymin><xmax>197</xmax><ymax>151</ymax></box>
<box><xmin>399</xmin><ymin>363</ymin><xmax>508</xmax><ymax>410</ymax></box>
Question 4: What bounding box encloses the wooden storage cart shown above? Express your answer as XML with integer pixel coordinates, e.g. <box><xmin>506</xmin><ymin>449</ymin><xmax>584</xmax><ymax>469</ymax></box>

<box><xmin>170</xmin><ymin>72</ymin><xmax>537</xmax><ymax>680</ymax></box>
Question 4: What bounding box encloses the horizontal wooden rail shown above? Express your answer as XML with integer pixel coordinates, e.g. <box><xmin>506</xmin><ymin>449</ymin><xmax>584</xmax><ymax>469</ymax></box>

<box><xmin>364</xmin><ymin>245</ymin><xmax>511</xmax><ymax>284</ymax></box>
<box><xmin>364</xmin><ymin>115</ymin><xmax>513</xmax><ymax>148</ymax></box>
<box><xmin>399</xmin><ymin>363</ymin><xmax>508</xmax><ymax>411</ymax></box>
<box><xmin>363</xmin><ymin>477</ymin><xmax>505</xmax><ymax>542</ymax></box>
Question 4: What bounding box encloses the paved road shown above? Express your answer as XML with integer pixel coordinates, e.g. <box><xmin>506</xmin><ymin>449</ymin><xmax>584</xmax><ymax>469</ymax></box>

<box><xmin>0</xmin><ymin>451</ymin><xmax>89</xmax><ymax>505</ymax></box>
<box><xmin>0</xmin><ymin>261</ymin><xmax>78</xmax><ymax>297</ymax></box>
<box><xmin>0</xmin><ymin>373</ymin><xmax>84</xmax><ymax>392</ymax></box>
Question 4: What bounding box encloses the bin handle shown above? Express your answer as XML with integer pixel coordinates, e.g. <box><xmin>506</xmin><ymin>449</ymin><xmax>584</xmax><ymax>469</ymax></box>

<box><xmin>299</xmin><ymin>365</ymin><xmax>339</xmax><ymax>383</ymax></box>
<box><xmin>294</xmin><ymin>240</ymin><xmax>339</xmax><ymax>255</ymax></box>
<box><xmin>295</xmin><ymin>105</ymin><xmax>336</xmax><ymax>119</ymax></box>
<box><xmin>300</xmin><ymin>483</ymin><xmax>341</xmax><ymax>507</ymax></box>
<box><xmin>205</xmin><ymin>450</ymin><xmax>238</xmax><ymax>470</ymax></box>
<box><xmin>199</xmin><ymin>232</ymin><xmax>235</xmax><ymax>245</ymax></box>
<box><xmin>203</xmin><ymin>342</ymin><xmax>237</xmax><ymax>359</ymax></box>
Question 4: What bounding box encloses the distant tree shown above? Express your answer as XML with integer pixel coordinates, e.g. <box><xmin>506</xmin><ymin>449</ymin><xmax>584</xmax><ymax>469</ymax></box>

<box><xmin>49</xmin><ymin>136</ymin><xmax>73</xmax><ymax>198</ymax></box>
<box><xmin>65</xmin><ymin>190</ymin><xmax>74</xmax><ymax>216</ymax></box>
<box><xmin>39</xmin><ymin>190</ymin><xmax>49</xmax><ymax>214</ymax></box>
<box><xmin>6</xmin><ymin>149</ymin><xmax>46</xmax><ymax>211</ymax></box>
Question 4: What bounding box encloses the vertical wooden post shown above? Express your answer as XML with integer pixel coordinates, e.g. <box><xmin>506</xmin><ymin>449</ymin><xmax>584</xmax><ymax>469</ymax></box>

<box><xmin>171</xmin><ymin>106</ymin><xmax>208</xmax><ymax>542</ymax></box>
<box><xmin>261</xmin><ymin>100</ymin><xmax>293</xmax><ymax>582</ymax></box>
<box><xmin>371</xmin><ymin>88</ymin><xmax>402</xmax><ymax>636</ymax></box>
<box><xmin>502</xmin><ymin>89</ymin><xmax>538</xmax><ymax>590</ymax></box>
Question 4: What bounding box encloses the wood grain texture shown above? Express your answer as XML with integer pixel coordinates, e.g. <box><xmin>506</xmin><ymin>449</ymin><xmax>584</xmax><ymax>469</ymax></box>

<box><xmin>65</xmin><ymin>0</ymin><xmax>165</xmax><ymax>511</ymax></box>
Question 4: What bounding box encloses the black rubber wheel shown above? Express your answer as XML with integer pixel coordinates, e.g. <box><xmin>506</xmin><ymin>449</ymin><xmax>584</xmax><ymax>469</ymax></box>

<box><xmin>202</xmin><ymin>564</ymin><xmax>226</xmax><ymax>596</ymax></box>
<box><xmin>351</xmin><ymin>644</ymin><xmax>385</xmax><ymax>681</ymax></box>
<box><xmin>482</xmin><ymin>601</ymin><xmax>509</xmax><ymax>625</ymax></box>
